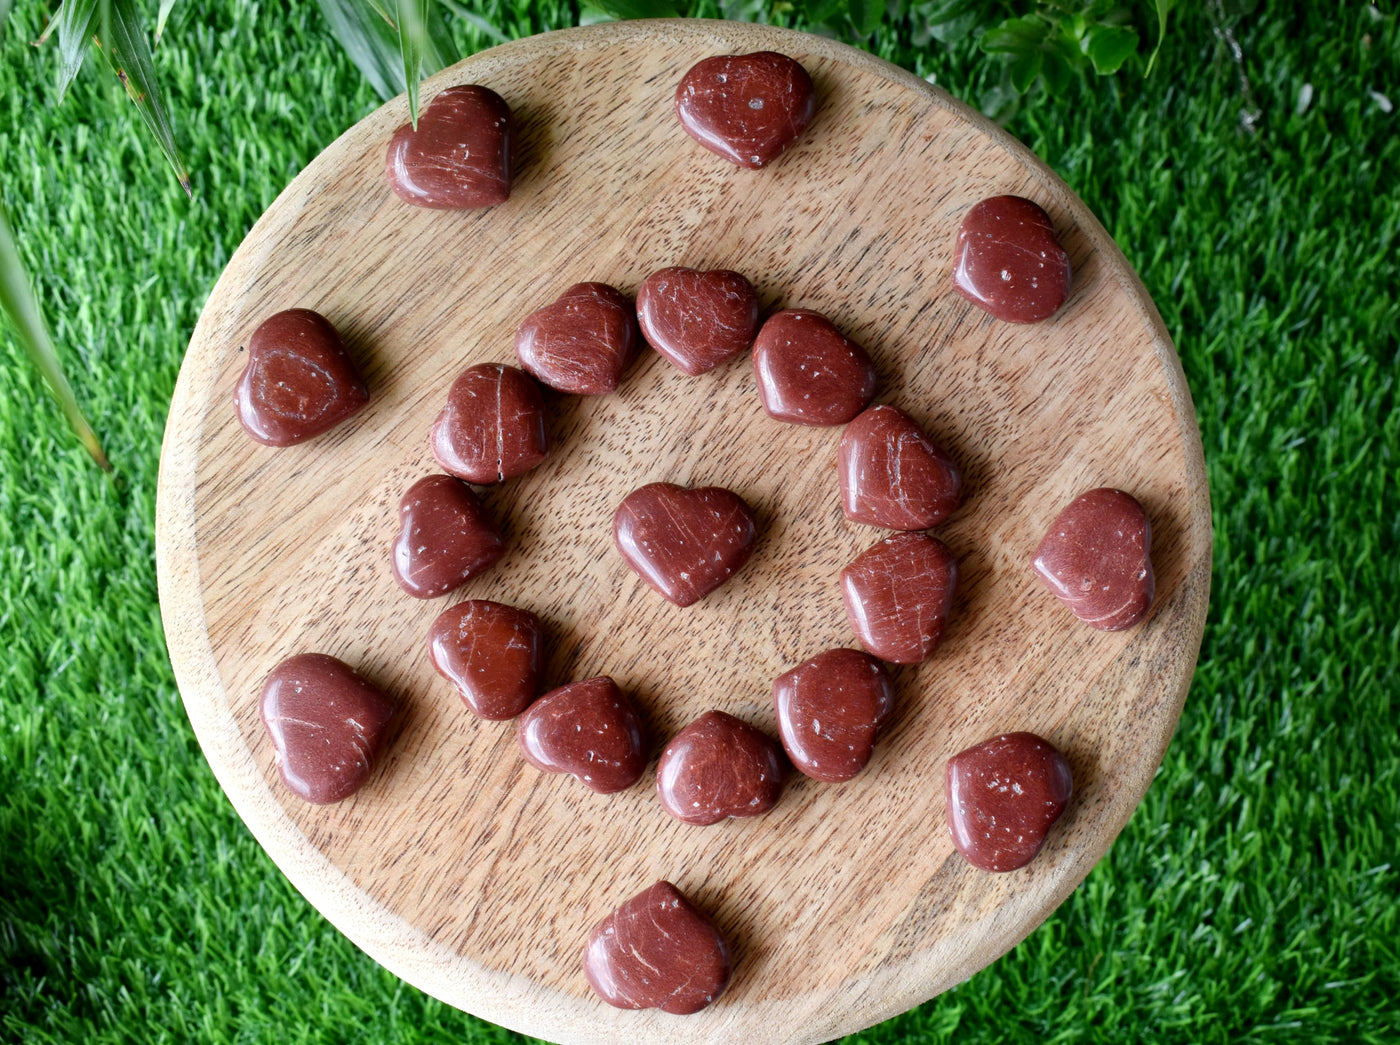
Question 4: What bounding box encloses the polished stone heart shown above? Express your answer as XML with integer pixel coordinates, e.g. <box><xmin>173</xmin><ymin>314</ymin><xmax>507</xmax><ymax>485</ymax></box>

<box><xmin>753</xmin><ymin>309</ymin><xmax>877</xmax><ymax>425</ymax></box>
<box><xmin>656</xmin><ymin>710</ymin><xmax>784</xmax><ymax>826</ymax></box>
<box><xmin>431</xmin><ymin>363</ymin><xmax>549</xmax><ymax>484</ymax></box>
<box><xmin>1032</xmin><ymin>487</ymin><xmax>1154</xmax><ymax>630</ymax></box>
<box><xmin>390</xmin><ymin>474</ymin><xmax>505</xmax><ymax>599</ymax></box>
<box><xmin>427</xmin><ymin>600</ymin><xmax>541</xmax><ymax>720</ymax></box>
<box><xmin>952</xmin><ymin>195</ymin><xmax>1071</xmax><ymax>323</ymax></box>
<box><xmin>772</xmin><ymin>648</ymin><xmax>894</xmax><ymax>783</ymax></box>
<box><xmin>841</xmin><ymin>532</ymin><xmax>958</xmax><ymax>664</ymax></box>
<box><xmin>259</xmin><ymin>653</ymin><xmax>395</xmax><ymax>804</ymax></box>
<box><xmin>946</xmin><ymin>732</ymin><xmax>1073</xmax><ymax>872</ymax></box>
<box><xmin>675</xmin><ymin>51</ymin><xmax>816</xmax><ymax>169</ymax></box>
<box><xmin>516</xmin><ymin>677</ymin><xmax>645</xmax><ymax>793</ymax></box>
<box><xmin>234</xmin><ymin>308</ymin><xmax>368</xmax><ymax>446</ymax></box>
<box><xmin>838</xmin><ymin>405</ymin><xmax>962</xmax><ymax>530</ymax></box>
<box><xmin>515</xmin><ymin>282</ymin><xmax>639</xmax><ymax>395</ymax></box>
<box><xmin>612</xmin><ymin>483</ymin><xmax>757</xmax><ymax>607</ymax></box>
<box><xmin>583</xmin><ymin>881</ymin><xmax>732</xmax><ymax>1014</ymax></box>
<box><xmin>636</xmin><ymin>266</ymin><xmax>760</xmax><ymax>376</ymax></box>
<box><xmin>385</xmin><ymin>84</ymin><xmax>513</xmax><ymax>209</ymax></box>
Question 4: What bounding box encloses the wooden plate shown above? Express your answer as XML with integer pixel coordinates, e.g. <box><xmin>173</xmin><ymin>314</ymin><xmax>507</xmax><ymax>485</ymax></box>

<box><xmin>155</xmin><ymin>19</ymin><xmax>1210</xmax><ymax>1045</ymax></box>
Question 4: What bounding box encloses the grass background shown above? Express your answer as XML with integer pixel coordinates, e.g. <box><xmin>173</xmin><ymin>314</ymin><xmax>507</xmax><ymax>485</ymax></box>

<box><xmin>1</xmin><ymin>1</ymin><xmax>1397</xmax><ymax>1042</ymax></box>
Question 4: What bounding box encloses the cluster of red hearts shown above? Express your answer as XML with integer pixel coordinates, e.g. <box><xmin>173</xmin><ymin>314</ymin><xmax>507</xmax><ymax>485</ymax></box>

<box><xmin>238</xmin><ymin>50</ymin><xmax>1158</xmax><ymax>1017</ymax></box>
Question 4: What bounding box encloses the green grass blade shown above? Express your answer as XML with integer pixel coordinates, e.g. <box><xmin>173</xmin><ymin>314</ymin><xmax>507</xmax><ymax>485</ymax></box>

<box><xmin>1145</xmin><ymin>0</ymin><xmax>1172</xmax><ymax>76</ymax></box>
<box><xmin>154</xmin><ymin>0</ymin><xmax>178</xmax><ymax>45</ymax></box>
<box><xmin>587</xmin><ymin>0</ymin><xmax>679</xmax><ymax>18</ymax></box>
<box><xmin>34</xmin><ymin>0</ymin><xmax>99</xmax><ymax>103</ymax></box>
<box><xmin>314</xmin><ymin>0</ymin><xmax>405</xmax><ymax>101</ymax></box>
<box><xmin>0</xmin><ymin>0</ymin><xmax>12</xmax><ymax>40</ymax></box>
<box><xmin>397</xmin><ymin>0</ymin><xmax>428</xmax><ymax>128</ymax></box>
<box><xmin>0</xmin><ymin>204</ymin><xmax>110</xmax><ymax>471</ymax></box>
<box><xmin>437</xmin><ymin>0</ymin><xmax>508</xmax><ymax>43</ymax></box>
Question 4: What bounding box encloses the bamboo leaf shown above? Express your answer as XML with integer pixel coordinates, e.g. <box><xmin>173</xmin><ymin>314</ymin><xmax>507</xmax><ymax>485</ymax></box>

<box><xmin>397</xmin><ymin>0</ymin><xmax>428</xmax><ymax>128</ymax></box>
<box><xmin>35</xmin><ymin>0</ymin><xmax>99</xmax><ymax>104</ymax></box>
<box><xmin>155</xmin><ymin>0</ymin><xmax>178</xmax><ymax>45</ymax></box>
<box><xmin>315</xmin><ymin>0</ymin><xmax>406</xmax><ymax>101</ymax></box>
<box><xmin>0</xmin><ymin>204</ymin><xmax>110</xmax><ymax>471</ymax></box>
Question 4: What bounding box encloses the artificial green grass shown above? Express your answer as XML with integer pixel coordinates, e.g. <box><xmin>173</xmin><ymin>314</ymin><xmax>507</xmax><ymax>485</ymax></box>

<box><xmin>1</xmin><ymin>2</ymin><xmax>1397</xmax><ymax>1042</ymax></box>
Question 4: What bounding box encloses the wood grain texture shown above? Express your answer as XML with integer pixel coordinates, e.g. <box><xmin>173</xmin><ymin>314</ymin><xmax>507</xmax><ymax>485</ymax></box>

<box><xmin>155</xmin><ymin>20</ymin><xmax>1211</xmax><ymax>1044</ymax></box>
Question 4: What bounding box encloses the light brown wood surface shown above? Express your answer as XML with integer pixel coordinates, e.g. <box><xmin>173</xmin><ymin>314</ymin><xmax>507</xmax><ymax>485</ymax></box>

<box><xmin>155</xmin><ymin>19</ymin><xmax>1211</xmax><ymax>1045</ymax></box>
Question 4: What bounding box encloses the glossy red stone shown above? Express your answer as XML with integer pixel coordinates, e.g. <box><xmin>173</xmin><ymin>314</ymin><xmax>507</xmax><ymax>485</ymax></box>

<box><xmin>385</xmin><ymin>84</ymin><xmax>513</xmax><ymax>209</ymax></box>
<box><xmin>391</xmin><ymin>475</ymin><xmax>505</xmax><ymax>599</ymax></box>
<box><xmin>431</xmin><ymin>363</ymin><xmax>548</xmax><ymax>484</ymax></box>
<box><xmin>841</xmin><ymin>532</ymin><xmax>958</xmax><ymax>664</ymax></box>
<box><xmin>952</xmin><ymin>195</ymin><xmax>1071</xmax><ymax>323</ymax></box>
<box><xmin>636</xmin><ymin>267</ymin><xmax>760</xmax><ymax>376</ymax></box>
<box><xmin>772</xmin><ymin>648</ymin><xmax>895</xmax><ymax>783</ymax></box>
<box><xmin>613</xmin><ymin>483</ymin><xmax>757</xmax><ymax>607</ymax></box>
<box><xmin>515</xmin><ymin>282</ymin><xmax>639</xmax><ymax>395</ymax></box>
<box><xmin>946</xmin><ymin>732</ymin><xmax>1073</xmax><ymax>872</ymax></box>
<box><xmin>516</xmin><ymin>677</ymin><xmax>645</xmax><ymax>794</ymax></box>
<box><xmin>259</xmin><ymin>653</ymin><xmax>395</xmax><ymax>804</ymax></box>
<box><xmin>675</xmin><ymin>51</ymin><xmax>816</xmax><ymax>169</ymax></box>
<box><xmin>839</xmin><ymin>405</ymin><xmax>962</xmax><ymax>530</ymax></box>
<box><xmin>234</xmin><ymin>309</ymin><xmax>368</xmax><ymax>446</ymax></box>
<box><xmin>656</xmin><ymin>710</ymin><xmax>784</xmax><ymax>826</ymax></box>
<box><xmin>753</xmin><ymin>309</ymin><xmax>876</xmax><ymax>425</ymax></box>
<box><xmin>1031</xmin><ymin>487</ymin><xmax>1154</xmax><ymax>631</ymax></box>
<box><xmin>583</xmin><ymin>881</ymin><xmax>732</xmax><ymax>1014</ymax></box>
<box><xmin>427</xmin><ymin>600</ymin><xmax>541</xmax><ymax>720</ymax></box>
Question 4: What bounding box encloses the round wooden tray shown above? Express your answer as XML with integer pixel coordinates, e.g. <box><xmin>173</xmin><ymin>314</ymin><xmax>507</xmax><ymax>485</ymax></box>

<box><xmin>155</xmin><ymin>19</ymin><xmax>1211</xmax><ymax>1045</ymax></box>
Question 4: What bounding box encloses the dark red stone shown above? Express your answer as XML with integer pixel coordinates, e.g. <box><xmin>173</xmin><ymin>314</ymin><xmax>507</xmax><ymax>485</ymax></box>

<box><xmin>772</xmin><ymin>648</ymin><xmax>894</xmax><ymax>783</ymax></box>
<box><xmin>753</xmin><ymin>309</ymin><xmax>876</xmax><ymax>426</ymax></box>
<box><xmin>636</xmin><ymin>267</ymin><xmax>760</xmax><ymax>376</ymax></box>
<box><xmin>427</xmin><ymin>600</ymin><xmax>541</xmax><ymax>720</ymax></box>
<box><xmin>675</xmin><ymin>51</ymin><xmax>816</xmax><ymax>169</ymax></box>
<box><xmin>952</xmin><ymin>195</ymin><xmax>1071</xmax><ymax>323</ymax></box>
<box><xmin>613</xmin><ymin>483</ymin><xmax>757</xmax><ymax>608</ymax></box>
<box><xmin>946</xmin><ymin>732</ymin><xmax>1073</xmax><ymax>872</ymax></box>
<box><xmin>1031</xmin><ymin>487</ymin><xmax>1154</xmax><ymax>631</ymax></box>
<box><xmin>656</xmin><ymin>710</ymin><xmax>784</xmax><ymax>826</ymax></box>
<box><xmin>839</xmin><ymin>405</ymin><xmax>962</xmax><ymax>530</ymax></box>
<box><xmin>259</xmin><ymin>653</ymin><xmax>395</xmax><ymax>804</ymax></box>
<box><xmin>431</xmin><ymin>363</ymin><xmax>548</xmax><ymax>484</ymax></box>
<box><xmin>516</xmin><ymin>677</ymin><xmax>645</xmax><ymax>794</ymax></box>
<box><xmin>234</xmin><ymin>309</ymin><xmax>368</xmax><ymax>446</ymax></box>
<box><xmin>514</xmin><ymin>282</ymin><xmax>639</xmax><ymax>395</ymax></box>
<box><xmin>385</xmin><ymin>84</ymin><xmax>513</xmax><ymax>209</ymax></box>
<box><xmin>841</xmin><ymin>532</ymin><xmax>957</xmax><ymax>664</ymax></box>
<box><xmin>583</xmin><ymin>881</ymin><xmax>732</xmax><ymax>1014</ymax></box>
<box><xmin>390</xmin><ymin>474</ymin><xmax>505</xmax><ymax>599</ymax></box>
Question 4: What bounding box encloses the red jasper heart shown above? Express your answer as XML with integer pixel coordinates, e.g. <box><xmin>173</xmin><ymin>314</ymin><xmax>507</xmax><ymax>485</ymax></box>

<box><xmin>234</xmin><ymin>309</ymin><xmax>368</xmax><ymax>446</ymax></box>
<box><xmin>427</xmin><ymin>600</ymin><xmax>541</xmax><ymax>720</ymax></box>
<box><xmin>656</xmin><ymin>711</ymin><xmax>784</xmax><ymax>826</ymax></box>
<box><xmin>772</xmin><ymin>648</ymin><xmax>894</xmax><ymax>783</ymax></box>
<box><xmin>841</xmin><ymin>532</ymin><xmax>958</xmax><ymax>664</ymax></box>
<box><xmin>946</xmin><ymin>732</ymin><xmax>1073</xmax><ymax>872</ymax></box>
<box><xmin>952</xmin><ymin>195</ymin><xmax>1071</xmax><ymax>323</ymax></box>
<box><xmin>1031</xmin><ymin>487</ymin><xmax>1154</xmax><ymax>631</ymax></box>
<box><xmin>430</xmin><ymin>363</ymin><xmax>549</xmax><ymax>484</ymax></box>
<box><xmin>752</xmin><ymin>309</ymin><xmax>877</xmax><ymax>426</ymax></box>
<box><xmin>516</xmin><ymin>677</ymin><xmax>645</xmax><ymax>793</ymax></box>
<box><xmin>675</xmin><ymin>51</ymin><xmax>817</xmax><ymax>169</ymax></box>
<box><xmin>612</xmin><ymin>483</ymin><xmax>758</xmax><ymax>607</ymax></box>
<box><xmin>390</xmin><ymin>474</ymin><xmax>505</xmax><ymax>599</ymax></box>
<box><xmin>838</xmin><ymin>405</ymin><xmax>962</xmax><ymax>530</ymax></box>
<box><xmin>636</xmin><ymin>266</ymin><xmax>760</xmax><ymax>376</ymax></box>
<box><xmin>515</xmin><ymin>282</ymin><xmax>639</xmax><ymax>395</ymax></box>
<box><xmin>385</xmin><ymin>84</ymin><xmax>513</xmax><ymax>209</ymax></box>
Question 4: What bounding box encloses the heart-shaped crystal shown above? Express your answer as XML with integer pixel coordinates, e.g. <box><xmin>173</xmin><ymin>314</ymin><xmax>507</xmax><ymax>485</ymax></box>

<box><xmin>839</xmin><ymin>405</ymin><xmax>962</xmax><ymax>530</ymax></box>
<box><xmin>946</xmin><ymin>732</ymin><xmax>1073</xmax><ymax>872</ymax></box>
<box><xmin>515</xmin><ymin>282</ymin><xmax>638</xmax><ymax>395</ymax></box>
<box><xmin>841</xmin><ymin>532</ymin><xmax>958</xmax><ymax>664</ymax></box>
<box><xmin>656</xmin><ymin>710</ymin><xmax>784</xmax><ymax>826</ymax></box>
<box><xmin>1031</xmin><ymin>487</ymin><xmax>1154</xmax><ymax>630</ymax></box>
<box><xmin>772</xmin><ymin>648</ymin><xmax>894</xmax><ymax>782</ymax></box>
<box><xmin>385</xmin><ymin>84</ymin><xmax>513</xmax><ymax>209</ymax></box>
<box><xmin>390</xmin><ymin>474</ymin><xmax>505</xmax><ymax>599</ymax></box>
<box><xmin>427</xmin><ymin>600</ymin><xmax>541</xmax><ymax>720</ymax></box>
<box><xmin>636</xmin><ymin>266</ymin><xmax>760</xmax><ymax>376</ymax></box>
<box><xmin>431</xmin><ymin>363</ymin><xmax>549</xmax><ymax>484</ymax></box>
<box><xmin>516</xmin><ymin>677</ymin><xmax>645</xmax><ymax>794</ymax></box>
<box><xmin>753</xmin><ymin>309</ymin><xmax>876</xmax><ymax>426</ymax></box>
<box><xmin>952</xmin><ymin>195</ymin><xmax>1071</xmax><ymax>323</ymax></box>
<box><xmin>613</xmin><ymin>483</ymin><xmax>757</xmax><ymax>607</ymax></box>
<box><xmin>675</xmin><ymin>51</ymin><xmax>816</xmax><ymax>169</ymax></box>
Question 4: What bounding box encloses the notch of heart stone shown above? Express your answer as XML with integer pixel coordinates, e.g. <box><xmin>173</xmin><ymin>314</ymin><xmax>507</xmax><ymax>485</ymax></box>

<box><xmin>385</xmin><ymin>84</ymin><xmax>514</xmax><ymax>209</ymax></box>
<box><xmin>613</xmin><ymin>483</ymin><xmax>758</xmax><ymax>607</ymax></box>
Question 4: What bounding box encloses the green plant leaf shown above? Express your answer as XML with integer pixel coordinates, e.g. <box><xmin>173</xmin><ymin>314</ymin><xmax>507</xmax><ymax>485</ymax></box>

<box><xmin>1145</xmin><ymin>0</ymin><xmax>1171</xmax><ymax>76</ymax></box>
<box><xmin>36</xmin><ymin>0</ymin><xmax>99</xmax><ymax>103</ymax></box>
<box><xmin>154</xmin><ymin>0</ymin><xmax>178</xmax><ymax>45</ymax></box>
<box><xmin>848</xmin><ymin>0</ymin><xmax>884</xmax><ymax>37</ymax></box>
<box><xmin>396</xmin><ymin>0</ymin><xmax>457</xmax><ymax>128</ymax></box>
<box><xmin>315</xmin><ymin>0</ymin><xmax>405</xmax><ymax>101</ymax></box>
<box><xmin>924</xmin><ymin>0</ymin><xmax>982</xmax><ymax>45</ymax></box>
<box><xmin>1084</xmin><ymin>23</ymin><xmax>1138</xmax><ymax>75</ymax></box>
<box><xmin>1008</xmin><ymin>47</ymin><xmax>1043</xmax><ymax>92</ymax></box>
<box><xmin>799</xmin><ymin>0</ymin><xmax>847</xmax><ymax>24</ymax></box>
<box><xmin>587</xmin><ymin>0</ymin><xmax>680</xmax><ymax>18</ymax></box>
<box><xmin>437</xmin><ymin>0</ymin><xmax>508</xmax><ymax>43</ymax></box>
<box><xmin>981</xmin><ymin>14</ymin><xmax>1048</xmax><ymax>55</ymax></box>
<box><xmin>0</xmin><ymin>203</ymin><xmax>110</xmax><ymax>471</ymax></box>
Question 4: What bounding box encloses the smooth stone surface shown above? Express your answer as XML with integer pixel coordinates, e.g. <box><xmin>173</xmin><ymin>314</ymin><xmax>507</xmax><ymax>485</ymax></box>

<box><xmin>515</xmin><ymin>282</ymin><xmax>639</xmax><ymax>395</ymax></box>
<box><xmin>427</xmin><ymin>600</ymin><xmax>541</xmax><ymax>720</ymax></box>
<box><xmin>675</xmin><ymin>51</ymin><xmax>816</xmax><ymax>169</ymax></box>
<box><xmin>772</xmin><ymin>648</ymin><xmax>895</xmax><ymax>783</ymax></box>
<box><xmin>636</xmin><ymin>267</ymin><xmax>760</xmax><ymax>376</ymax></box>
<box><xmin>841</xmin><ymin>532</ymin><xmax>958</xmax><ymax>664</ymax></box>
<box><xmin>385</xmin><ymin>84</ymin><xmax>513</xmax><ymax>209</ymax></box>
<box><xmin>391</xmin><ymin>474</ymin><xmax>505</xmax><ymax>599</ymax></box>
<box><xmin>753</xmin><ymin>309</ymin><xmax>877</xmax><ymax>426</ymax></box>
<box><xmin>613</xmin><ymin>483</ymin><xmax>758</xmax><ymax>607</ymax></box>
<box><xmin>656</xmin><ymin>710</ymin><xmax>784</xmax><ymax>826</ymax></box>
<box><xmin>838</xmin><ymin>405</ymin><xmax>962</xmax><ymax>530</ymax></box>
<box><xmin>1032</xmin><ymin>487</ymin><xmax>1155</xmax><ymax>631</ymax></box>
<box><xmin>431</xmin><ymin>363</ymin><xmax>549</xmax><ymax>484</ymax></box>
<box><xmin>583</xmin><ymin>881</ymin><xmax>732</xmax><ymax>1015</ymax></box>
<box><xmin>234</xmin><ymin>309</ymin><xmax>368</xmax><ymax>446</ymax></box>
<box><xmin>952</xmin><ymin>195</ymin><xmax>1071</xmax><ymax>324</ymax></box>
<box><xmin>946</xmin><ymin>732</ymin><xmax>1073</xmax><ymax>872</ymax></box>
<box><xmin>258</xmin><ymin>653</ymin><xmax>395</xmax><ymax>804</ymax></box>
<box><xmin>516</xmin><ymin>677</ymin><xmax>645</xmax><ymax>794</ymax></box>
